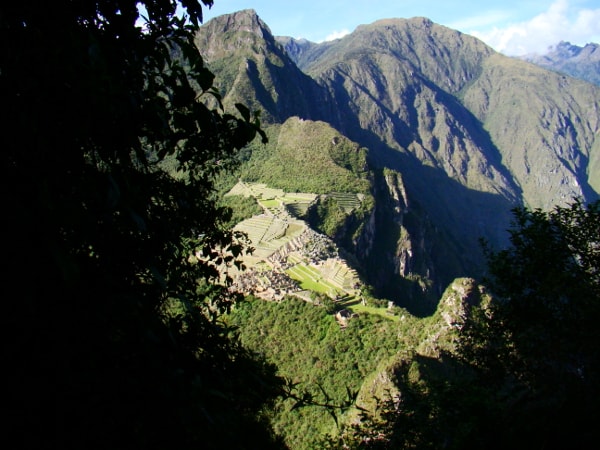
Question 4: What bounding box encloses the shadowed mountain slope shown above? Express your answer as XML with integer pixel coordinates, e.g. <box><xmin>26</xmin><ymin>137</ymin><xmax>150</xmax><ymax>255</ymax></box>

<box><xmin>194</xmin><ymin>9</ymin><xmax>331</xmax><ymax>123</ymax></box>
<box><xmin>291</xmin><ymin>17</ymin><xmax>599</xmax><ymax>210</ymax></box>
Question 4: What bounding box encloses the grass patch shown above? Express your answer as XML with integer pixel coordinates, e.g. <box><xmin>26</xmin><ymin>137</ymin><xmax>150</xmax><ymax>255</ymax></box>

<box><xmin>287</xmin><ymin>264</ymin><xmax>342</xmax><ymax>295</ymax></box>
<box><xmin>349</xmin><ymin>303</ymin><xmax>400</xmax><ymax>322</ymax></box>
<box><xmin>259</xmin><ymin>198</ymin><xmax>281</xmax><ymax>208</ymax></box>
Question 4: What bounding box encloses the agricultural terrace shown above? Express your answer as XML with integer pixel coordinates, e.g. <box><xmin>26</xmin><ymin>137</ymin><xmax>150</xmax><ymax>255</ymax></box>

<box><xmin>226</xmin><ymin>181</ymin><xmax>285</xmax><ymax>200</ymax></box>
<box><xmin>233</xmin><ymin>214</ymin><xmax>306</xmax><ymax>263</ymax></box>
<box><xmin>226</xmin><ymin>181</ymin><xmax>366</xmax><ymax>215</ymax></box>
<box><xmin>328</xmin><ymin>192</ymin><xmax>363</xmax><ymax>213</ymax></box>
<box><xmin>227</xmin><ymin>181</ymin><xmax>363</xmax><ymax>303</ymax></box>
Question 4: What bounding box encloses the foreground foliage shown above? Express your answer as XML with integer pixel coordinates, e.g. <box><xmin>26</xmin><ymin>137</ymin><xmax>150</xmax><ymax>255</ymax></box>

<box><xmin>4</xmin><ymin>1</ymin><xmax>598</xmax><ymax>447</ymax></box>
<box><xmin>226</xmin><ymin>296</ymin><xmax>422</xmax><ymax>449</ymax></box>
<box><xmin>322</xmin><ymin>199</ymin><xmax>600</xmax><ymax>449</ymax></box>
<box><xmin>1</xmin><ymin>1</ymin><xmax>285</xmax><ymax>448</ymax></box>
<box><xmin>460</xmin><ymin>199</ymin><xmax>600</xmax><ymax>448</ymax></box>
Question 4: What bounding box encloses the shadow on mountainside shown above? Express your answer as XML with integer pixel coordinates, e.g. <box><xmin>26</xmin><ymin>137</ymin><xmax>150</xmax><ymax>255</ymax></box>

<box><xmin>313</xmin><ymin>73</ymin><xmax>523</xmax><ymax>316</ymax></box>
<box><xmin>320</xmin><ymin>120</ymin><xmax>519</xmax><ymax>317</ymax></box>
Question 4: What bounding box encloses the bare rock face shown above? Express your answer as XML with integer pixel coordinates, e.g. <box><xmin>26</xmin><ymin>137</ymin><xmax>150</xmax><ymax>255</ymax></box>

<box><xmin>418</xmin><ymin>278</ymin><xmax>489</xmax><ymax>357</ymax></box>
<box><xmin>196</xmin><ymin>9</ymin><xmax>273</xmax><ymax>56</ymax></box>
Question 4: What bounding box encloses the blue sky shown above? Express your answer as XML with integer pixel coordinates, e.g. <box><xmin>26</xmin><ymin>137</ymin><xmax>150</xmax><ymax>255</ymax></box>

<box><xmin>198</xmin><ymin>0</ymin><xmax>600</xmax><ymax>55</ymax></box>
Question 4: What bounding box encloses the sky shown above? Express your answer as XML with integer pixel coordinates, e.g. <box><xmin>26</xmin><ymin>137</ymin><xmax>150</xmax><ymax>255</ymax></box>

<box><xmin>198</xmin><ymin>0</ymin><xmax>600</xmax><ymax>56</ymax></box>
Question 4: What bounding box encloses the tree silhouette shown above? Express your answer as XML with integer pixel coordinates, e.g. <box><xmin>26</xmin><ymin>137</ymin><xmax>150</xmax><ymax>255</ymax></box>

<box><xmin>460</xmin><ymin>199</ymin><xmax>600</xmax><ymax>448</ymax></box>
<box><xmin>1</xmin><ymin>1</ymin><xmax>284</xmax><ymax>448</ymax></box>
<box><xmin>324</xmin><ymin>200</ymin><xmax>599</xmax><ymax>449</ymax></box>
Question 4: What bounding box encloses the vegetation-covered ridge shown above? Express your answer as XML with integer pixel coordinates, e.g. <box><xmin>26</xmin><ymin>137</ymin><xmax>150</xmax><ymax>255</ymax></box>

<box><xmin>238</xmin><ymin>116</ymin><xmax>372</xmax><ymax>194</ymax></box>
<box><xmin>225</xmin><ymin>294</ymin><xmax>416</xmax><ymax>449</ymax></box>
<box><xmin>200</xmin><ymin>9</ymin><xmax>600</xmax><ymax>309</ymax></box>
<box><xmin>226</xmin><ymin>200</ymin><xmax>600</xmax><ymax>449</ymax></box>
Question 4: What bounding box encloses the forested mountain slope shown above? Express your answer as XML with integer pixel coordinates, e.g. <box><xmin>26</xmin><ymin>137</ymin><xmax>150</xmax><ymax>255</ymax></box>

<box><xmin>289</xmin><ymin>16</ymin><xmax>600</xmax><ymax>210</ymax></box>
<box><xmin>8</xmin><ymin>2</ymin><xmax>597</xmax><ymax>449</ymax></box>
<box><xmin>196</xmin><ymin>9</ymin><xmax>600</xmax><ymax>311</ymax></box>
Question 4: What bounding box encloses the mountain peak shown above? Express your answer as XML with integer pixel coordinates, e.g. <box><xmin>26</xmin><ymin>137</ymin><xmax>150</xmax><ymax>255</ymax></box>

<box><xmin>551</xmin><ymin>41</ymin><xmax>582</xmax><ymax>58</ymax></box>
<box><xmin>520</xmin><ymin>41</ymin><xmax>600</xmax><ymax>85</ymax></box>
<box><xmin>202</xmin><ymin>9</ymin><xmax>272</xmax><ymax>40</ymax></box>
<box><xmin>197</xmin><ymin>8</ymin><xmax>599</xmax><ymax>309</ymax></box>
<box><xmin>196</xmin><ymin>9</ymin><xmax>277</xmax><ymax>63</ymax></box>
<box><xmin>371</xmin><ymin>16</ymin><xmax>434</xmax><ymax>27</ymax></box>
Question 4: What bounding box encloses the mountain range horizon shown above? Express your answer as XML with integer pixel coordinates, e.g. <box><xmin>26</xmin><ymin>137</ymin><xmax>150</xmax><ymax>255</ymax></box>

<box><xmin>205</xmin><ymin>8</ymin><xmax>599</xmax><ymax>56</ymax></box>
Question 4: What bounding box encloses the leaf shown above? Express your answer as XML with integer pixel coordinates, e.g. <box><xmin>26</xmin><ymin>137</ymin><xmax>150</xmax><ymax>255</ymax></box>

<box><xmin>149</xmin><ymin>265</ymin><xmax>167</xmax><ymax>289</ymax></box>
<box><xmin>172</xmin><ymin>84</ymin><xmax>195</xmax><ymax>108</ymax></box>
<box><xmin>197</xmin><ymin>66</ymin><xmax>215</xmax><ymax>92</ymax></box>
<box><xmin>235</xmin><ymin>103</ymin><xmax>251</xmax><ymax>122</ymax></box>
<box><xmin>180</xmin><ymin>0</ymin><xmax>204</xmax><ymax>26</ymax></box>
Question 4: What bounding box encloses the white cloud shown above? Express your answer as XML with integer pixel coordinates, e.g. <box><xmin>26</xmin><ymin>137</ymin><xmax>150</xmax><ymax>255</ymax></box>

<box><xmin>471</xmin><ymin>0</ymin><xmax>600</xmax><ymax>55</ymax></box>
<box><xmin>322</xmin><ymin>29</ymin><xmax>350</xmax><ymax>42</ymax></box>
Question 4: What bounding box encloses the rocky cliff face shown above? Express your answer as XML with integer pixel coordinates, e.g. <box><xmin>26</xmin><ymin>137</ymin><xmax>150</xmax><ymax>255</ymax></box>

<box><xmin>357</xmin><ymin>169</ymin><xmax>474</xmax><ymax>315</ymax></box>
<box><xmin>281</xmin><ymin>18</ymin><xmax>599</xmax><ymax>209</ymax></box>
<box><xmin>352</xmin><ymin>277</ymin><xmax>488</xmax><ymax>417</ymax></box>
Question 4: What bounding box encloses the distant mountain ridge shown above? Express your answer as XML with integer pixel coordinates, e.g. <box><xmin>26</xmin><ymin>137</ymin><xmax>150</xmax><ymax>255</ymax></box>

<box><xmin>520</xmin><ymin>41</ymin><xmax>600</xmax><ymax>86</ymax></box>
<box><xmin>195</xmin><ymin>10</ymin><xmax>600</xmax><ymax>312</ymax></box>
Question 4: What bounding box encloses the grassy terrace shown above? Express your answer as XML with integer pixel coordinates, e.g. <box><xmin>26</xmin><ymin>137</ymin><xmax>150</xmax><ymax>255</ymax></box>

<box><xmin>227</xmin><ymin>181</ymin><xmax>367</xmax><ymax>306</ymax></box>
<box><xmin>285</xmin><ymin>202</ymin><xmax>310</xmax><ymax>217</ymax></box>
<box><xmin>226</xmin><ymin>181</ymin><xmax>286</xmax><ymax>200</ymax></box>
<box><xmin>320</xmin><ymin>259</ymin><xmax>358</xmax><ymax>290</ymax></box>
<box><xmin>286</xmin><ymin>263</ymin><xmax>343</xmax><ymax>296</ymax></box>
<box><xmin>227</xmin><ymin>181</ymin><xmax>317</xmax><ymax>217</ymax></box>
<box><xmin>234</xmin><ymin>214</ymin><xmax>306</xmax><ymax>260</ymax></box>
<box><xmin>227</xmin><ymin>181</ymin><xmax>368</xmax><ymax>220</ymax></box>
<box><xmin>349</xmin><ymin>303</ymin><xmax>401</xmax><ymax>322</ymax></box>
<box><xmin>329</xmin><ymin>192</ymin><xmax>362</xmax><ymax>213</ymax></box>
<box><xmin>258</xmin><ymin>198</ymin><xmax>281</xmax><ymax>209</ymax></box>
